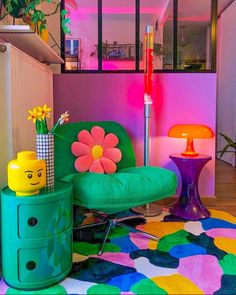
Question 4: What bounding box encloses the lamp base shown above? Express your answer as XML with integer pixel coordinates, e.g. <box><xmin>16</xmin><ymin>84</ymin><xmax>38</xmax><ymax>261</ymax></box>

<box><xmin>132</xmin><ymin>203</ymin><xmax>162</xmax><ymax>217</ymax></box>
<box><xmin>181</xmin><ymin>151</ymin><xmax>199</xmax><ymax>157</ymax></box>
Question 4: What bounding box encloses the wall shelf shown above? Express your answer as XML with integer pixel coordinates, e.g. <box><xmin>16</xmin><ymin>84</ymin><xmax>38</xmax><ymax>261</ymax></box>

<box><xmin>0</xmin><ymin>25</ymin><xmax>64</xmax><ymax>64</ymax></box>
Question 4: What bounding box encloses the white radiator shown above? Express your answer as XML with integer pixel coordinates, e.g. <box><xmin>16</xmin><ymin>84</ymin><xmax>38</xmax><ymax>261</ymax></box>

<box><xmin>0</xmin><ymin>43</ymin><xmax>53</xmax><ymax>188</ymax></box>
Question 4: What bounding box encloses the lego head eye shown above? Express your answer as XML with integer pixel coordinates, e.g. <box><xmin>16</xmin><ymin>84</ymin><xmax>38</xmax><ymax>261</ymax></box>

<box><xmin>27</xmin><ymin>174</ymin><xmax>33</xmax><ymax>179</ymax></box>
<box><xmin>38</xmin><ymin>172</ymin><xmax>42</xmax><ymax>177</ymax></box>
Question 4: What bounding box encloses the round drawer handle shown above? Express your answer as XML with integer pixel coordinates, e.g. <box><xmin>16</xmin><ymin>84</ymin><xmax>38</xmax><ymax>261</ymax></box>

<box><xmin>26</xmin><ymin>261</ymin><xmax>36</xmax><ymax>271</ymax></box>
<box><xmin>28</xmin><ymin>217</ymin><xmax>38</xmax><ymax>227</ymax></box>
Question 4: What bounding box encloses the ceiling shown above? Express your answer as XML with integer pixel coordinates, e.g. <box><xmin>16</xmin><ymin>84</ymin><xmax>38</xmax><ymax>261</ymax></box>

<box><xmin>66</xmin><ymin>0</ymin><xmax>235</xmax><ymax>22</ymax></box>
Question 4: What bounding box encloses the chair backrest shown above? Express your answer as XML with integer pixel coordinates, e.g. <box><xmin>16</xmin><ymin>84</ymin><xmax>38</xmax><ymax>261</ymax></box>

<box><xmin>54</xmin><ymin>121</ymin><xmax>136</xmax><ymax>180</ymax></box>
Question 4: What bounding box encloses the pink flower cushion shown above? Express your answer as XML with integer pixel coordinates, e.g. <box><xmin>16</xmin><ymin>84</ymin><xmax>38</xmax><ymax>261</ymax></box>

<box><xmin>71</xmin><ymin>126</ymin><xmax>122</xmax><ymax>174</ymax></box>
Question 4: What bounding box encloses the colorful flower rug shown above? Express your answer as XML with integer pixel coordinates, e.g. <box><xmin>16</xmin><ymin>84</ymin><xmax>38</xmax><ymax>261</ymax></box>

<box><xmin>1</xmin><ymin>209</ymin><xmax>236</xmax><ymax>294</ymax></box>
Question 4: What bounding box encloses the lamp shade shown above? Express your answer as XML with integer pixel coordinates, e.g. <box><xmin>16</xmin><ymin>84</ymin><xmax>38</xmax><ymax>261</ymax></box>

<box><xmin>168</xmin><ymin>124</ymin><xmax>214</xmax><ymax>157</ymax></box>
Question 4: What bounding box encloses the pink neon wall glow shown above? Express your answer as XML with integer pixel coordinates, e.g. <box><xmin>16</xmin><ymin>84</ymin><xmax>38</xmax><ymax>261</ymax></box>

<box><xmin>53</xmin><ymin>73</ymin><xmax>217</xmax><ymax>197</ymax></box>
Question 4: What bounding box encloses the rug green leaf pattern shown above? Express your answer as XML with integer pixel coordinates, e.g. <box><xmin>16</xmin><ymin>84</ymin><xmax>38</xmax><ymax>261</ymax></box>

<box><xmin>87</xmin><ymin>284</ymin><xmax>120</xmax><ymax>294</ymax></box>
<box><xmin>131</xmin><ymin>278</ymin><xmax>167</xmax><ymax>295</ymax></box>
<box><xmin>73</xmin><ymin>241</ymin><xmax>120</xmax><ymax>256</ymax></box>
<box><xmin>108</xmin><ymin>226</ymin><xmax>129</xmax><ymax>239</ymax></box>
<box><xmin>219</xmin><ymin>254</ymin><xmax>236</xmax><ymax>275</ymax></box>
<box><xmin>157</xmin><ymin>230</ymin><xmax>190</xmax><ymax>252</ymax></box>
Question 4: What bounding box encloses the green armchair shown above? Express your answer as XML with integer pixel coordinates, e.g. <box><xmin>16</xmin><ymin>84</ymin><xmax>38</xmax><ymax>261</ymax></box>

<box><xmin>54</xmin><ymin>121</ymin><xmax>177</xmax><ymax>255</ymax></box>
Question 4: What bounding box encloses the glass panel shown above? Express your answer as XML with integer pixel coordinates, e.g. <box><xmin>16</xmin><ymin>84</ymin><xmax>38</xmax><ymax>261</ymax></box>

<box><xmin>163</xmin><ymin>1</ymin><xmax>174</xmax><ymax>69</ymax></box>
<box><xmin>178</xmin><ymin>0</ymin><xmax>212</xmax><ymax>70</ymax></box>
<box><xmin>102</xmin><ymin>0</ymin><xmax>135</xmax><ymax>70</ymax></box>
<box><xmin>140</xmin><ymin>0</ymin><xmax>174</xmax><ymax>70</ymax></box>
<box><xmin>64</xmin><ymin>0</ymin><xmax>98</xmax><ymax>71</ymax></box>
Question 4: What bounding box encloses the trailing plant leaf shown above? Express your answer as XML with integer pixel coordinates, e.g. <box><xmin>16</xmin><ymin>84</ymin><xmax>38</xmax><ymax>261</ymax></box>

<box><xmin>4</xmin><ymin>0</ymin><xmax>13</xmax><ymax>13</ymax></box>
<box><xmin>31</xmin><ymin>10</ymin><xmax>45</xmax><ymax>24</ymax></box>
<box><xmin>61</xmin><ymin>9</ymin><xmax>71</xmax><ymax>34</ymax></box>
<box><xmin>2</xmin><ymin>0</ymin><xmax>71</xmax><ymax>40</ymax></box>
<box><xmin>39</xmin><ymin>22</ymin><xmax>47</xmax><ymax>33</ymax></box>
<box><xmin>61</xmin><ymin>9</ymin><xmax>67</xmax><ymax>17</ymax></box>
<box><xmin>25</xmin><ymin>0</ymin><xmax>40</xmax><ymax>14</ymax></box>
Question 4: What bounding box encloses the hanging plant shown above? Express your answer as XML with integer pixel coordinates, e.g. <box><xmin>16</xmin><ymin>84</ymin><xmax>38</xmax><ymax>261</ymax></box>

<box><xmin>1</xmin><ymin>0</ymin><xmax>71</xmax><ymax>34</ymax></box>
<box><xmin>154</xmin><ymin>43</ymin><xmax>165</xmax><ymax>58</ymax></box>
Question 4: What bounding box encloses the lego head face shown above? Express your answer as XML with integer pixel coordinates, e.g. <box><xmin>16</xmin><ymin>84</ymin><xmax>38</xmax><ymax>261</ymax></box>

<box><xmin>8</xmin><ymin>151</ymin><xmax>46</xmax><ymax>196</ymax></box>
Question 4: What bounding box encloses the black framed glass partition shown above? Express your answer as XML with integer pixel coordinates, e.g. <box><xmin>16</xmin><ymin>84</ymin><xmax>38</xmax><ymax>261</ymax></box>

<box><xmin>177</xmin><ymin>0</ymin><xmax>212</xmax><ymax>70</ymax></box>
<box><xmin>102</xmin><ymin>0</ymin><xmax>136</xmax><ymax>71</ymax></box>
<box><xmin>62</xmin><ymin>0</ymin><xmax>217</xmax><ymax>73</ymax></box>
<box><xmin>139</xmin><ymin>0</ymin><xmax>174</xmax><ymax>70</ymax></box>
<box><xmin>64</xmin><ymin>0</ymin><xmax>98</xmax><ymax>71</ymax></box>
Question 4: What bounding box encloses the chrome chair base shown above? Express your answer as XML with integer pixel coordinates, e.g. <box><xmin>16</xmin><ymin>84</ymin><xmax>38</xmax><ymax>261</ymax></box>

<box><xmin>74</xmin><ymin>213</ymin><xmax>159</xmax><ymax>256</ymax></box>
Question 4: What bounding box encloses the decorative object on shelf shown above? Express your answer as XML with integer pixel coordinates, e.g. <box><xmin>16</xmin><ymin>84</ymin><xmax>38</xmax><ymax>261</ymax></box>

<box><xmin>178</xmin><ymin>25</ymin><xmax>189</xmax><ymax>47</ymax></box>
<box><xmin>168</xmin><ymin>124</ymin><xmax>214</xmax><ymax>157</ymax></box>
<box><xmin>184</xmin><ymin>58</ymin><xmax>205</xmax><ymax>70</ymax></box>
<box><xmin>8</xmin><ymin>151</ymin><xmax>46</xmax><ymax>196</ymax></box>
<box><xmin>71</xmin><ymin>126</ymin><xmax>122</xmax><ymax>174</ymax></box>
<box><xmin>91</xmin><ymin>41</ymin><xmax>143</xmax><ymax>61</ymax></box>
<box><xmin>65</xmin><ymin>38</ymin><xmax>81</xmax><ymax>70</ymax></box>
<box><xmin>0</xmin><ymin>0</ymin><xmax>71</xmax><ymax>35</ymax></box>
<box><xmin>27</xmin><ymin>104</ymin><xmax>69</xmax><ymax>188</ymax></box>
<box><xmin>169</xmin><ymin>154</ymin><xmax>211</xmax><ymax>220</ymax></box>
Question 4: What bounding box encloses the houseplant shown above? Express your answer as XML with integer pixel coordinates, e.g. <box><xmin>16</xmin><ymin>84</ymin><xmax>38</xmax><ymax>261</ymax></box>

<box><xmin>0</xmin><ymin>0</ymin><xmax>71</xmax><ymax>35</ymax></box>
<box><xmin>218</xmin><ymin>133</ymin><xmax>236</xmax><ymax>158</ymax></box>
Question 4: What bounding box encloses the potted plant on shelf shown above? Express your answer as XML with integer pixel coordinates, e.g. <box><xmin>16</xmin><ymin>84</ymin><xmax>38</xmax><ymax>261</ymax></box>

<box><xmin>0</xmin><ymin>0</ymin><xmax>71</xmax><ymax>41</ymax></box>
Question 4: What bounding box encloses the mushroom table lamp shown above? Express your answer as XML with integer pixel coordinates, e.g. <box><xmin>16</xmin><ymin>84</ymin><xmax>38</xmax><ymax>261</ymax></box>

<box><xmin>168</xmin><ymin>124</ymin><xmax>214</xmax><ymax>157</ymax></box>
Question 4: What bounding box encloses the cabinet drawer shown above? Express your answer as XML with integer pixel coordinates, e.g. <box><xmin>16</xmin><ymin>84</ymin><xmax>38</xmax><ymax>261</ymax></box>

<box><xmin>18</xmin><ymin>232</ymin><xmax>72</xmax><ymax>283</ymax></box>
<box><xmin>18</xmin><ymin>197</ymin><xmax>71</xmax><ymax>239</ymax></box>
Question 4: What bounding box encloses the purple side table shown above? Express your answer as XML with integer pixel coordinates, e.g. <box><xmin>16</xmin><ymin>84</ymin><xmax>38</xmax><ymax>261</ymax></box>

<box><xmin>169</xmin><ymin>154</ymin><xmax>211</xmax><ymax>221</ymax></box>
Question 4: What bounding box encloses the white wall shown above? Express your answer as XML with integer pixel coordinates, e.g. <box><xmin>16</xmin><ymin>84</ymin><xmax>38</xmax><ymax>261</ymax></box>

<box><xmin>217</xmin><ymin>0</ymin><xmax>236</xmax><ymax>165</ymax></box>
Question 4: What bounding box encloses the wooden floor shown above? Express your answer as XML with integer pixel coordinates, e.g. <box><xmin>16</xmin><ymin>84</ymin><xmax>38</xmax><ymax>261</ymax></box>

<box><xmin>212</xmin><ymin>159</ymin><xmax>236</xmax><ymax>216</ymax></box>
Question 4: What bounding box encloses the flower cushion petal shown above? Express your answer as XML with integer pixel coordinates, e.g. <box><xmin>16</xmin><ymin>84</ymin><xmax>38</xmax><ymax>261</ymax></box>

<box><xmin>72</xmin><ymin>142</ymin><xmax>91</xmax><ymax>157</ymax></box>
<box><xmin>72</xmin><ymin>127</ymin><xmax>122</xmax><ymax>174</ymax></box>
<box><xmin>103</xmin><ymin>148</ymin><xmax>122</xmax><ymax>163</ymax></box>
<box><xmin>100</xmin><ymin>157</ymin><xmax>117</xmax><ymax>174</ymax></box>
<box><xmin>91</xmin><ymin>126</ymin><xmax>105</xmax><ymax>145</ymax></box>
<box><xmin>103</xmin><ymin>133</ymin><xmax>119</xmax><ymax>149</ymax></box>
<box><xmin>75</xmin><ymin>155</ymin><xmax>93</xmax><ymax>172</ymax></box>
<box><xmin>78</xmin><ymin>130</ymin><xmax>94</xmax><ymax>147</ymax></box>
<box><xmin>89</xmin><ymin>159</ymin><xmax>104</xmax><ymax>174</ymax></box>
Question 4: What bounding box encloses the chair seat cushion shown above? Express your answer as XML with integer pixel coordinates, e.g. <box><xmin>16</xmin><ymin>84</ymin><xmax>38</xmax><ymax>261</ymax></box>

<box><xmin>62</xmin><ymin>166</ymin><xmax>177</xmax><ymax>214</ymax></box>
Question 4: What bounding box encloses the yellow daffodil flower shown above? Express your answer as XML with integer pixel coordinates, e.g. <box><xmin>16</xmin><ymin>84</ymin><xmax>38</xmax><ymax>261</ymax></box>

<box><xmin>27</xmin><ymin>104</ymin><xmax>69</xmax><ymax>135</ymax></box>
<box><xmin>37</xmin><ymin>104</ymin><xmax>51</xmax><ymax>120</ymax></box>
<box><xmin>27</xmin><ymin>107</ymin><xmax>39</xmax><ymax>124</ymax></box>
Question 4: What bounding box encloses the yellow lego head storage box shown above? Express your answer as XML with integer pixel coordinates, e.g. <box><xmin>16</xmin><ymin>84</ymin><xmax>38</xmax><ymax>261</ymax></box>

<box><xmin>8</xmin><ymin>151</ymin><xmax>46</xmax><ymax>196</ymax></box>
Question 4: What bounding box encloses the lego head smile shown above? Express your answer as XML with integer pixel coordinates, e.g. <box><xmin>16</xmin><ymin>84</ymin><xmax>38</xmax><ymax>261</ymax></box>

<box><xmin>8</xmin><ymin>151</ymin><xmax>46</xmax><ymax>196</ymax></box>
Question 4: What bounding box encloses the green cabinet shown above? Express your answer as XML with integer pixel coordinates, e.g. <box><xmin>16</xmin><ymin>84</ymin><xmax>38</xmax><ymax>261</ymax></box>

<box><xmin>1</xmin><ymin>181</ymin><xmax>73</xmax><ymax>290</ymax></box>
